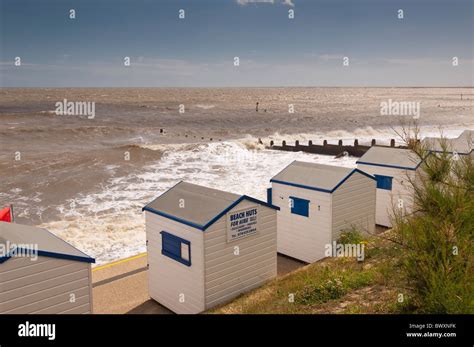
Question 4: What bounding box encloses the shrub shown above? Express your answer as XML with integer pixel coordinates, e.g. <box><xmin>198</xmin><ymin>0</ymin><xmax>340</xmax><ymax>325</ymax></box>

<box><xmin>298</xmin><ymin>277</ymin><xmax>347</xmax><ymax>305</ymax></box>
<box><xmin>338</xmin><ymin>229</ymin><xmax>366</xmax><ymax>245</ymax></box>
<box><xmin>392</xmin><ymin>126</ymin><xmax>474</xmax><ymax>313</ymax></box>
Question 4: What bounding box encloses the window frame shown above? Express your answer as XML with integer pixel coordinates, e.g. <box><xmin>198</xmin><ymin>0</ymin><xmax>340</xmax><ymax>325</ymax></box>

<box><xmin>374</xmin><ymin>174</ymin><xmax>393</xmax><ymax>191</ymax></box>
<box><xmin>289</xmin><ymin>196</ymin><xmax>310</xmax><ymax>217</ymax></box>
<box><xmin>160</xmin><ymin>231</ymin><xmax>192</xmax><ymax>266</ymax></box>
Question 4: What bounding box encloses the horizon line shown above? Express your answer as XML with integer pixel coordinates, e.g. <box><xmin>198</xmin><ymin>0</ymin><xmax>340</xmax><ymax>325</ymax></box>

<box><xmin>1</xmin><ymin>86</ymin><xmax>473</xmax><ymax>89</ymax></box>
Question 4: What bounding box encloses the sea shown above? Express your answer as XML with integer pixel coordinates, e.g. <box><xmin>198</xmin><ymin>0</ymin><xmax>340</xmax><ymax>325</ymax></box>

<box><xmin>0</xmin><ymin>87</ymin><xmax>472</xmax><ymax>264</ymax></box>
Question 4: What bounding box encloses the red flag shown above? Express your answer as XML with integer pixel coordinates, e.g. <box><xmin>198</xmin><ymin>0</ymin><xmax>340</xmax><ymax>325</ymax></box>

<box><xmin>0</xmin><ymin>207</ymin><xmax>12</xmax><ymax>223</ymax></box>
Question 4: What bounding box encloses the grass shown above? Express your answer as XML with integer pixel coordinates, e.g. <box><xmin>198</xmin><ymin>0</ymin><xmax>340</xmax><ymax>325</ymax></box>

<box><xmin>212</xmin><ymin>126</ymin><xmax>473</xmax><ymax>314</ymax></box>
<box><xmin>210</xmin><ymin>230</ymin><xmax>411</xmax><ymax>314</ymax></box>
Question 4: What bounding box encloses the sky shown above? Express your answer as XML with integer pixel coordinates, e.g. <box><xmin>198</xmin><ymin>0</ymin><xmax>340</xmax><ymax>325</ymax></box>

<box><xmin>0</xmin><ymin>0</ymin><xmax>473</xmax><ymax>87</ymax></box>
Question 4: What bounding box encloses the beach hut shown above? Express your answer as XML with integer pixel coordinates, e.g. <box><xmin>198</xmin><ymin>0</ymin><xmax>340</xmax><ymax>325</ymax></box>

<box><xmin>142</xmin><ymin>181</ymin><xmax>279</xmax><ymax>314</ymax></box>
<box><xmin>0</xmin><ymin>221</ymin><xmax>95</xmax><ymax>314</ymax></box>
<box><xmin>423</xmin><ymin>129</ymin><xmax>473</xmax><ymax>157</ymax></box>
<box><xmin>269</xmin><ymin>161</ymin><xmax>376</xmax><ymax>263</ymax></box>
<box><xmin>356</xmin><ymin>146</ymin><xmax>423</xmax><ymax>227</ymax></box>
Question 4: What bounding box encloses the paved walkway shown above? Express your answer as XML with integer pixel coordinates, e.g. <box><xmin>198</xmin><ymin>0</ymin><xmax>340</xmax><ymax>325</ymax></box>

<box><xmin>92</xmin><ymin>253</ymin><xmax>306</xmax><ymax>314</ymax></box>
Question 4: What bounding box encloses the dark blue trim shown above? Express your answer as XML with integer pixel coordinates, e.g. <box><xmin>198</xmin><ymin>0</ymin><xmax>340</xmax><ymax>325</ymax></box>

<box><xmin>141</xmin><ymin>180</ymin><xmax>184</xmax><ymax>213</ymax></box>
<box><xmin>271</xmin><ymin>169</ymin><xmax>375</xmax><ymax>194</ymax></box>
<box><xmin>143</xmin><ymin>206</ymin><xmax>205</xmax><ymax>230</ymax></box>
<box><xmin>270</xmin><ymin>179</ymin><xmax>332</xmax><ymax>193</ymax></box>
<box><xmin>332</xmin><ymin>169</ymin><xmax>375</xmax><ymax>191</ymax></box>
<box><xmin>201</xmin><ymin>195</ymin><xmax>279</xmax><ymax>230</ymax></box>
<box><xmin>0</xmin><ymin>256</ymin><xmax>12</xmax><ymax>264</ymax></box>
<box><xmin>355</xmin><ymin>160</ymin><xmax>418</xmax><ymax>171</ymax></box>
<box><xmin>429</xmin><ymin>149</ymin><xmax>472</xmax><ymax>155</ymax></box>
<box><xmin>267</xmin><ymin>188</ymin><xmax>272</xmax><ymax>205</ymax></box>
<box><xmin>241</xmin><ymin>195</ymin><xmax>280</xmax><ymax>211</ymax></box>
<box><xmin>356</xmin><ymin>147</ymin><xmax>430</xmax><ymax>171</ymax></box>
<box><xmin>0</xmin><ymin>248</ymin><xmax>95</xmax><ymax>264</ymax></box>
<box><xmin>160</xmin><ymin>231</ymin><xmax>191</xmax><ymax>266</ymax></box>
<box><xmin>143</xmin><ymin>195</ymin><xmax>279</xmax><ymax>232</ymax></box>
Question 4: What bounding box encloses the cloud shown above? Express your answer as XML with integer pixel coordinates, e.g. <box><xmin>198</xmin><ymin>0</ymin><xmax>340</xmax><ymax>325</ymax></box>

<box><xmin>237</xmin><ymin>0</ymin><xmax>274</xmax><ymax>4</ymax></box>
<box><xmin>236</xmin><ymin>0</ymin><xmax>294</xmax><ymax>7</ymax></box>
<box><xmin>2</xmin><ymin>55</ymin><xmax>472</xmax><ymax>87</ymax></box>
<box><xmin>317</xmin><ymin>54</ymin><xmax>344</xmax><ymax>62</ymax></box>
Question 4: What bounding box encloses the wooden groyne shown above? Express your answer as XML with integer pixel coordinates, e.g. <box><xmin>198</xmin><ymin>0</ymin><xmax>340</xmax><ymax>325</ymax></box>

<box><xmin>267</xmin><ymin>138</ymin><xmax>404</xmax><ymax>157</ymax></box>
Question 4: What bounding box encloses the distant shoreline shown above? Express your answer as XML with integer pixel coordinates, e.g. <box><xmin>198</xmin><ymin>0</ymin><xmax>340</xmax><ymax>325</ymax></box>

<box><xmin>2</xmin><ymin>86</ymin><xmax>474</xmax><ymax>89</ymax></box>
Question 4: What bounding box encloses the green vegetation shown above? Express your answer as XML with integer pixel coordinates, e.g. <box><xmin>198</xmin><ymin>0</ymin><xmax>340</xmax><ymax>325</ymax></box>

<box><xmin>392</xmin><ymin>128</ymin><xmax>473</xmax><ymax>313</ymax></box>
<box><xmin>211</xmin><ymin>126</ymin><xmax>473</xmax><ymax>314</ymax></box>
<box><xmin>337</xmin><ymin>229</ymin><xmax>365</xmax><ymax>245</ymax></box>
<box><xmin>211</xmin><ymin>232</ymin><xmax>406</xmax><ymax>314</ymax></box>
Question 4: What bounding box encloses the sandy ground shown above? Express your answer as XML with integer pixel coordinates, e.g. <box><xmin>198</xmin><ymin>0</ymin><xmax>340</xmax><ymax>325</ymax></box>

<box><xmin>92</xmin><ymin>253</ymin><xmax>306</xmax><ymax>314</ymax></box>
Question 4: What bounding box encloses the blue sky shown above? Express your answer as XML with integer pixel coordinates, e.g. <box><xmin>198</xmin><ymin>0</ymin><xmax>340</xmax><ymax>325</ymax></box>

<box><xmin>0</xmin><ymin>0</ymin><xmax>472</xmax><ymax>87</ymax></box>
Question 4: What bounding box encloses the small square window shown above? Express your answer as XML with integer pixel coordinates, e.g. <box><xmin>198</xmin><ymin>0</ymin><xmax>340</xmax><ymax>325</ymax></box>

<box><xmin>160</xmin><ymin>231</ymin><xmax>191</xmax><ymax>266</ymax></box>
<box><xmin>374</xmin><ymin>175</ymin><xmax>393</xmax><ymax>190</ymax></box>
<box><xmin>290</xmin><ymin>196</ymin><xmax>310</xmax><ymax>217</ymax></box>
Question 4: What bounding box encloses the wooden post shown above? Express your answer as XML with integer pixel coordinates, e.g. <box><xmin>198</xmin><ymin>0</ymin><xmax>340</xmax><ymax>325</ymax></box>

<box><xmin>308</xmin><ymin>140</ymin><xmax>313</xmax><ymax>146</ymax></box>
<box><xmin>390</xmin><ymin>139</ymin><xmax>395</xmax><ymax>147</ymax></box>
<box><xmin>371</xmin><ymin>139</ymin><xmax>376</xmax><ymax>146</ymax></box>
<box><xmin>323</xmin><ymin>140</ymin><xmax>327</xmax><ymax>146</ymax></box>
<box><xmin>338</xmin><ymin>140</ymin><xmax>343</xmax><ymax>146</ymax></box>
<box><xmin>282</xmin><ymin>140</ymin><xmax>286</xmax><ymax>147</ymax></box>
<box><xmin>295</xmin><ymin>140</ymin><xmax>300</xmax><ymax>147</ymax></box>
<box><xmin>270</xmin><ymin>140</ymin><xmax>274</xmax><ymax>147</ymax></box>
<box><xmin>354</xmin><ymin>139</ymin><xmax>358</xmax><ymax>146</ymax></box>
<box><xmin>160</xmin><ymin>129</ymin><xmax>163</xmax><ymax>133</ymax></box>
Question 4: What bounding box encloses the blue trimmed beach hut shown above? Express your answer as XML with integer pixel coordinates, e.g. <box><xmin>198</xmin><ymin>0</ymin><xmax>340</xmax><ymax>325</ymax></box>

<box><xmin>142</xmin><ymin>181</ymin><xmax>279</xmax><ymax>314</ymax></box>
<box><xmin>356</xmin><ymin>146</ymin><xmax>423</xmax><ymax>227</ymax></box>
<box><xmin>423</xmin><ymin>129</ymin><xmax>473</xmax><ymax>156</ymax></box>
<box><xmin>0</xmin><ymin>221</ymin><xmax>95</xmax><ymax>314</ymax></box>
<box><xmin>269</xmin><ymin>161</ymin><xmax>376</xmax><ymax>263</ymax></box>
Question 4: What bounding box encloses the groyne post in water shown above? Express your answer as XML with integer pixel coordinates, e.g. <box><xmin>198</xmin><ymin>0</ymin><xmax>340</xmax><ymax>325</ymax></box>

<box><xmin>267</xmin><ymin>138</ymin><xmax>402</xmax><ymax>157</ymax></box>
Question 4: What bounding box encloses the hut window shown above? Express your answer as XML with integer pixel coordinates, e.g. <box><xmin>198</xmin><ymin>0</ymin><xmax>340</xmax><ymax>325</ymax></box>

<box><xmin>374</xmin><ymin>175</ymin><xmax>393</xmax><ymax>190</ymax></box>
<box><xmin>289</xmin><ymin>196</ymin><xmax>310</xmax><ymax>217</ymax></box>
<box><xmin>160</xmin><ymin>231</ymin><xmax>191</xmax><ymax>266</ymax></box>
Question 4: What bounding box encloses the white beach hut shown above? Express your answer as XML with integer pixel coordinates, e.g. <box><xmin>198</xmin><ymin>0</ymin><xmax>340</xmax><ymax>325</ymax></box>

<box><xmin>268</xmin><ymin>161</ymin><xmax>376</xmax><ymax>263</ymax></box>
<box><xmin>0</xmin><ymin>221</ymin><xmax>95</xmax><ymax>314</ymax></box>
<box><xmin>356</xmin><ymin>146</ymin><xmax>423</xmax><ymax>227</ymax></box>
<box><xmin>423</xmin><ymin>129</ymin><xmax>473</xmax><ymax>157</ymax></box>
<box><xmin>142</xmin><ymin>181</ymin><xmax>279</xmax><ymax>314</ymax></box>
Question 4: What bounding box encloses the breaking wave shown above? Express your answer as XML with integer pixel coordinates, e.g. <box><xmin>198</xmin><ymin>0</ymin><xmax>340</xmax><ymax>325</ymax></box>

<box><xmin>36</xmin><ymin>124</ymin><xmax>468</xmax><ymax>265</ymax></box>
